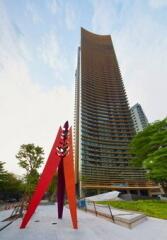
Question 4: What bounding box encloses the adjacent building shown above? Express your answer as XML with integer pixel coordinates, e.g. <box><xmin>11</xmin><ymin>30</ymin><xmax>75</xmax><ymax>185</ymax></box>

<box><xmin>131</xmin><ymin>103</ymin><xmax>149</xmax><ymax>133</ymax></box>
<box><xmin>74</xmin><ymin>28</ymin><xmax>160</xmax><ymax>197</ymax></box>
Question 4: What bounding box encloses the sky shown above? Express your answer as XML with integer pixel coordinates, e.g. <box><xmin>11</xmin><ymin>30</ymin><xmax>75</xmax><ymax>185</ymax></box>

<box><xmin>0</xmin><ymin>0</ymin><xmax>167</xmax><ymax>175</ymax></box>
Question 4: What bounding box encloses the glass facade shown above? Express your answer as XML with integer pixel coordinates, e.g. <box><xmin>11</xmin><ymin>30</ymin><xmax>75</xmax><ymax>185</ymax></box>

<box><xmin>74</xmin><ymin>28</ymin><xmax>155</xmax><ymax>197</ymax></box>
<box><xmin>131</xmin><ymin>103</ymin><xmax>149</xmax><ymax>133</ymax></box>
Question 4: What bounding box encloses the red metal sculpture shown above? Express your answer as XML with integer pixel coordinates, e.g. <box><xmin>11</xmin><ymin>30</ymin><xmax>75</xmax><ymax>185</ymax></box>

<box><xmin>20</xmin><ymin>121</ymin><xmax>78</xmax><ymax>229</ymax></box>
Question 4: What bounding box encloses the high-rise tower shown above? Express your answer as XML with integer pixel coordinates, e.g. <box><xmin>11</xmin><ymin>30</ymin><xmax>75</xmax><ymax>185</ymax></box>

<box><xmin>74</xmin><ymin>28</ymin><xmax>160</xmax><ymax>197</ymax></box>
<box><xmin>131</xmin><ymin>103</ymin><xmax>149</xmax><ymax>133</ymax></box>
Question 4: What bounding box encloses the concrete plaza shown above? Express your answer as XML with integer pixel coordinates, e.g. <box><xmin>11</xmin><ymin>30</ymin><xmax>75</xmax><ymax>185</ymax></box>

<box><xmin>0</xmin><ymin>205</ymin><xmax>167</xmax><ymax>240</ymax></box>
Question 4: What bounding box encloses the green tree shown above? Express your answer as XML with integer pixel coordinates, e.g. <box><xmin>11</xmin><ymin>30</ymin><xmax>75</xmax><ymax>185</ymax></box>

<box><xmin>0</xmin><ymin>161</ymin><xmax>25</xmax><ymax>200</ymax></box>
<box><xmin>0</xmin><ymin>161</ymin><xmax>6</xmax><ymax>174</ymax></box>
<box><xmin>16</xmin><ymin>144</ymin><xmax>44</xmax><ymax>196</ymax></box>
<box><xmin>0</xmin><ymin>161</ymin><xmax>8</xmax><ymax>193</ymax></box>
<box><xmin>3</xmin><ymin>173</ymin><xmax>25</xmax><ymax>200</ymax></box>
<box><xmin>130</xmin><ymin>118</ymin><xmax>167</xmax><ymax>193</ymax></box>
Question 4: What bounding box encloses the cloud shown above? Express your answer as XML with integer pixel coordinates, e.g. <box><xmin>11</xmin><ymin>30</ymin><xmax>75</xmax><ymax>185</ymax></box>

<box><xmin>48</xmin><ymin>0</ymin><xmax>77</xmax><ymax>31</ymax></box>
<box><xmin>91</xmin><ymin>0</ymin><xmax>167</xmax><ymax>122</ymax></box>
<box><xmin>48</xmin><ymin>0</ymin><xmax>60</xmax><ymax>15</ymax></box>
<box><xmin>91</xmin><ymin>0</ymin><xmax>116</xmax><ymax>33</ymax></box>
<box><xmin>65</xmin><ymin>3</ymin><xmax>76</xmax><ymax>31</ymax></box>
<box><xmin>0</xmin><ymin>2</ymin><xmax>74</xmax><ymax>174</ymax></box>
<box><xmin>149</xmin><ymin>0</ymin><xmax>167</xmax><ymax>8</ymax></box>
<box><xmin>38</xmin><ymin>31</ymin><xmax>69</xmax><ymax>82</ymax></box>
<box><xmin>25</xmin><ymin>1</ymin><xmax>42</xmax><ymax>24</ymax></box>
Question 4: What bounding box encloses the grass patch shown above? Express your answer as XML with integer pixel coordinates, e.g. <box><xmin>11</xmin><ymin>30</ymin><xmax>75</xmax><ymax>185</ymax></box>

<box><xmin>98</xmin><ymin>200</ymin><xmax>167</xmax><ymax>220</ymax></box>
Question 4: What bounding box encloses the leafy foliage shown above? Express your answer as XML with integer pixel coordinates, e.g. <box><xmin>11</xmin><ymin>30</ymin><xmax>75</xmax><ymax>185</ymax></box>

<box><xmin>0</xmin><ymin>161</ymin><xmax>25</xmax><ymax>200</ymax></box>
<box><xmin>16</xmin><ymin>144</ymin><xmax>44</xmax><ymax>174</ymax></box>
<box><xmin>0</xmin><ymin>161</ymin><xmax>8</xmax><ymax>192</ymax></box>
<box><xmin>16</xmin><ymin>144</ymin><xmax>44</xmax><ymax>196</ymax></box>
<box><xmin>3</xmin><ymin>173</ymin><xmax>25</xmax><ymax>195</ymax></box>
<box><xmin>130</xmin><ymin>118</ymin><xmax>167</xmax><ymax>192</ymax></box>
<box><xmin>0</xmin><ymin>161</ymin><xmax>7</xmax><ymax>183</ymax></box>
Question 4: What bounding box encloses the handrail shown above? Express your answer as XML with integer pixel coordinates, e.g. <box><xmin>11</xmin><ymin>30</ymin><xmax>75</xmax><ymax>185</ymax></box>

<box><xmin>82</xmin><ymin>201</ymin><xmax>115</xmax><ymax>223</ymax></box>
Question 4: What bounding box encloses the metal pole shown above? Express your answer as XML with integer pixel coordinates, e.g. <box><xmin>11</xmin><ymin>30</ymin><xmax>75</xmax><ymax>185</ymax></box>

<box><xmin>93</xmin><ymin>201</ymin><xmax>97</xmax><ymax>216</ymax></box>
<box><xmin>83</xmin><ymin>198</ymin><xmax>86</xmax><ymax>212</ymax></box>
<box><xmin>108</xmin><ymin>204</ymin><xmax>114</xmax><ymax>222</ymax></box>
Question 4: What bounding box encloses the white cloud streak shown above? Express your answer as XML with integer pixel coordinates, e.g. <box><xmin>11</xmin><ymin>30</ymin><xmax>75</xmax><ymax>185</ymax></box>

<box><xmin>0</xmin><ymin>3</ymin><xmax>74</xmax><ymax>174</ymax></box>
<box><xmin>25</xmin><ymin>1</ymin><xmax>42</xmax><ymax>24</ymax></box>
<box><xmin>38</xmin><ymin>31</ymin><xmax>69</xmax><ymax>82</ymax></box>
<box><xmin>48</xmin><ymin>0</ymin><xmax>60</xmax><ymax>15</ymax></box>
<box><xmin>91</xmin><ymin>0</ymin><xmax>167</xmax><ymax>122</ymax></box>
<box><xmin>65</xmin><ymin>3</ymin><xmax>76</xmax><ymax>31</ymax></box>
<box><xmin>149</xmin><ymin>0</ymin><xmax>167</xmax><ymax>8</ymax></box>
